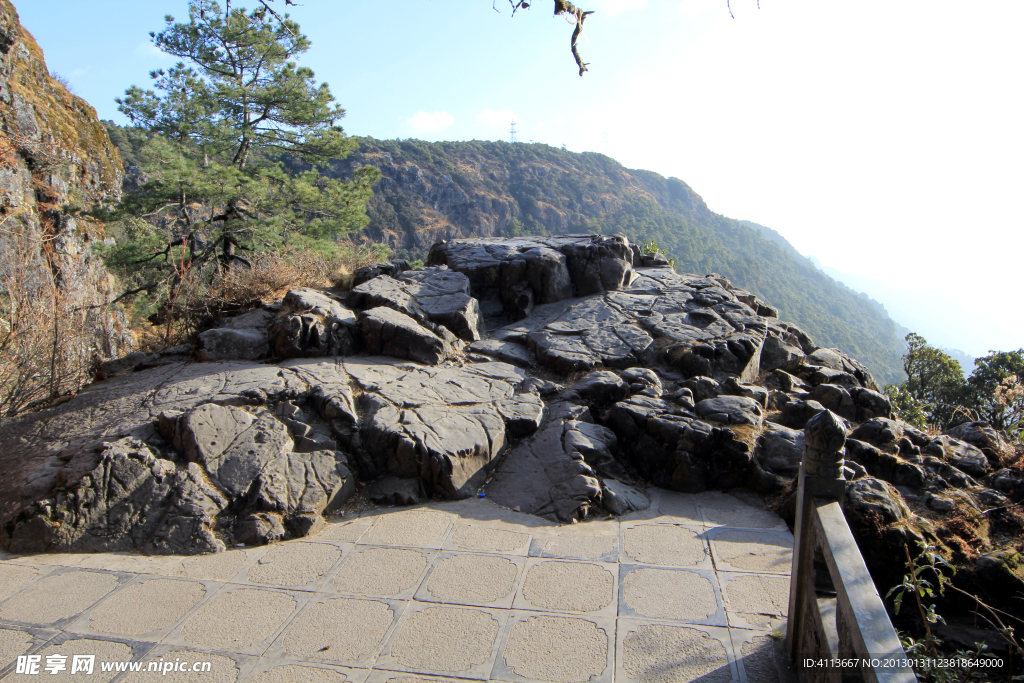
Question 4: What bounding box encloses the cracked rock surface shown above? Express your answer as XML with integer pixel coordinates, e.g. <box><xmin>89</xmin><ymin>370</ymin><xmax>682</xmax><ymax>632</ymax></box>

<box><xmin>4</xmin><ymin>233</ymin><xmax>998</xmax><ymax>559</ymax></box>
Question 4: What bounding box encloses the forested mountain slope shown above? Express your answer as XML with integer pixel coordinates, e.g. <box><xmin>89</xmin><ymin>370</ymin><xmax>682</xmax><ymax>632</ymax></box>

<box><xmin>331</xmin><ymin>138</ymin><xmax>905</xmax><ymax>384</ymax></box>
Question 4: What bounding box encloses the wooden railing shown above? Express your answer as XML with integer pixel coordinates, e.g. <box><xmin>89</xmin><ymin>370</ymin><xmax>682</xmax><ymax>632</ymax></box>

<box><xmin>786</xmin><ymin>410</ymin><xmax>916</xmax><ymax>683</ymax></box>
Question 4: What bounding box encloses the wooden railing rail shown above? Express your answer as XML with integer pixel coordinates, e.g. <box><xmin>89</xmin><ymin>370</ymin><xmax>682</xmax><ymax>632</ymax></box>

<box><xmin>786</xmin><ymin>410</ymin><xmax>916</xmax><ymax>683</ymax></box>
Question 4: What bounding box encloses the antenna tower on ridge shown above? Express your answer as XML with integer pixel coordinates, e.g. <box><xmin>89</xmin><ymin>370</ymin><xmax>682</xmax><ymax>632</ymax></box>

<box><xmin>510</xmin><ymin>119</ymin><xmax>518</xmax><ymax>144</ymax></box>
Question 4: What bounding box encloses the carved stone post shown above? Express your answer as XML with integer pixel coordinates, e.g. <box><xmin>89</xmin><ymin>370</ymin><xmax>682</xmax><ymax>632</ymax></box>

<box><xmin>787</xmin><ymin>409</ymin><xmax>847</xmax><ymax>663</ymax></box>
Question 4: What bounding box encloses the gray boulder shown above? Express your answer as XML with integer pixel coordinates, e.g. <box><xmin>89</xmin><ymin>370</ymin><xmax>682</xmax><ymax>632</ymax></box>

<box><xmin>352</xmin><ymin>360</ymin><xmax>526</xmax><ymax>499</ymax></box>
<box><xmin>945</xmin><ymin>422</ymin><xmax>1011</xmax><ymax>467</ymax></box>
<box><xmin>853</xmin><ymin>388</ymin><xmax>892</xmax><ymax>421</ymax></box>
<box><xmin>605</xmin><ymin>395</ymin><xmax>760</xmax><ymax>493</ymax></box>
<box><xmin>602</xmin><ymin>479</ymin><xmax>651</xmax><ymax>516</ymax></box>
<box><xmin>269</xmin><ymin>288</ymin><xmax>360</xmax><ymax>358</ymax></box>
<box><xmin>844</xmin><ymin>477</ymin><xmax>913</xmax><ymax>527</ymax></box>
<box><xmin>781</xmin><ymin>399</ymin><xmax>827</xmax><ymax>429</ymax></box>
<box><xmin>486</xmin><ymin>409</ymin><xmax>610</xmax><ymax>522</ymax></box>
<box><xmin>4</xmin><ymin>438</ymin><xmax>226</xmax><ymax>555</ymax></box>
<box><xmin>695</xmin><ymin>396</ymin><xmax>764</xmax><ymax>427</ymax></box>
<box><xmin>162</xmin><ymin>405</ymin><xmax>293</xmax><ymax>497</ymax></box>
<box><xmin>347</xmin><ymin>268</ymin><xmax>484</xmax><ymax>342</ymax></box>
<box><xmin>924</xmin><ymin>436</ymin><xmax>991</xmax><ymax>478</ymax></box>
<box><xmin>760</xmin><ymin>333</ymin><xmax>804</xmax><ymax>372</ymax></box>
<box><xmin>198</xmin><ymin>327</ymin><xmax>269</xmax><ymax>362</ymax></box>
<box><xmin>368</xmin><ymin>476</ymin><xmax>425</xmax><ymax>506</ymax></box>
<box><xmin>468</xmin><ymin>339</ymin><xmax>532</xmax><ymax>367</ymax></box>
<box><xmin>352</xmin><ymin>260</ymin><xmax>411</xmax><ymax>287</ymax></box>
<box><xmin>622</xmin><ymin>367</ymin><xmax>663</xmax><ymax>398</ymax></box>
<box><xmin>849</xmin><ymin>418</ymin><xmax>904</xmax><ymax>448</ymax></box>
<box><xmin>236</xmin><ymin>513</ymin><xmax>286</xmax><ymax>546</ymax></box>
<box><xmin>757</xmin><ymin>423</ymin><xmax>804</xmax><ymax>478</ymax></box>
<box><xmin>574</xmin><ymin>370</ymin><xmax>630</xmax><ymax>406</ymax></box>
<box><xmin>428</xmin><ymin>234</ymin><xmax>635</xmax><ymax>320</ymax></box>
<box><xmin>811</xmin><ymin>384</ymin><xmax>856</xmax><ymax>421</ymax></box>
<box><xmin>359</xmin><ymin>307</ymin><xmax>460</xmax><ymax>365</ymax></box>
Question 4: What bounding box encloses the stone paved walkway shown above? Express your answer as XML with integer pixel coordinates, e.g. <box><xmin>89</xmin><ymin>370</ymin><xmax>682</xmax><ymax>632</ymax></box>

<box><xmin>0</xmin><ymin>489</ymin><xmax>794</xmax><ymax>683</ymax></box>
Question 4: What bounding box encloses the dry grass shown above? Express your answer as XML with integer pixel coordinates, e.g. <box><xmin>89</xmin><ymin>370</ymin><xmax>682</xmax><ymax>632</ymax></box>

<box><xmin>134</xmin><ymin>244</ymin><xmax>389</xmax><ymax>353</ymax></box>
<box><xmin>209</xmin><ymin>245</ymin><xmax>387</xmax><ymax>304</ymax></box>
<box><xmin>0</xmin><ymin>215</ymin><xmax>93</xmax><ymax>416</ymax></box>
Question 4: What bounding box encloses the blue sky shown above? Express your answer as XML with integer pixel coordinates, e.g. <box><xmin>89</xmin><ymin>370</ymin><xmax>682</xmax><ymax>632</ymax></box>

<box><xmin>18</xmin><ymin>0</ymin><xmax>1024</xmax><ymax>357</ymax></box>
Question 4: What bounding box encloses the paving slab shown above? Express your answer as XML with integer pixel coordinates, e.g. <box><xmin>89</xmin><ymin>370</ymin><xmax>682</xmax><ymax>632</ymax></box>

<box><xmin>416</xmin><ymin>553</ymin><xmax>523</xmax><ymax>609</ymax></box>
<box><xmin>0</xmin><ymin>626</ymin><xmax>46</xmax><ymax>676</ymax></box>
<box><xmin>513</xmin><ymin>559</ymin><xmax>617</xmax><ymax>617</ymax></box>
<box><xmin>616</xmin><ymin>620</ymin><xmax>737</xmax><ymax>683</ymax></box>
<box><xmin>167</xmin><ymin>585</ymin><xmax>307</xmax><ymax>656</ymax></box>
<box><xmin>706</xmin><ymin>529</ymin><xmax>793</xmax><ymax>575</ymax></box>
<box><xmin>528</xmin><ymin>532</ymin><xmax>618</xmax><ymax>563</ymax></box>
<box><xmin>444</xmin><ymin>525</ymin><xmax>532</xmax><ymax>556</ymax></box>
<box><xmin>7</xmin><ymin>635</ymin><xmax>148</xmax><ymax>683</ymax></box>
<box><xmin>67</xmin><ymin>577</ymin><xmax>212</xmax><ymax>641</ymax></box>
<box><xmin>360</xmin><ymin>511</ymin><xmax>454</xmax><ymax>549</ymax></box>
<box><xmin>618</xmin><ymin>565</ymin><xmax>726</xmax><ymax>627</ymax></box>
<box><xmin>271</xmin><ymin>596</ymin><xmax>404</xmax><ymax>668</ymax></box>
<box><xmin>164</xmin><ymin>548</ymin><xmax>267</xmax><ymax>581</ymax></box>
<box><xmin>0</xmin><ymin>564</ymin><xmax>49</xmax><ymax>602</ymax></box>
<box><xmin>655</xmin><ymin>491</ymin><xmax>705</xmax><ymax>527</ymax></box>
<box><xmin>239</xmin><ymin>542</ymin><xmax>347</xmax><ymax>591</ymax></box>
<box><xmin>493</xmin><ymin>612</ymin><xmax>614</xmax><ymax>683</ymax></box>
<box><xmin>0</xmin><ymin>487</ymin><xmax>794</xmax><ymax>683</ymax></box>
<box><xmin>620</xmin><ymin>524</ymin><xmax>713</xmax><ymax>569</ymax></box>
<box><xmin>695</xmin><ymin>492</ymin><xmax>787</xmax><ymax>531</ymax></box>
<box><xmin>120</xmin><ymin>645</ymin><xmax>256</xmax><ymax>683</ymax></box>
<box><xmin>243</xmin><ymin>659</ymin><xmax>369</xmax><ymax>683</ymax></box>
<box><xmin>312</xmin><ymin>520</ymin><xmax>375</xmax><ymax>545</ymax></box>
<box><xmin>376</xmin><ymin>603</ymin><xmax>506</xmax><ymax>679</ymax></box>
<box><xmin>718</xmin><ymin>574</ymin><xmax>790</xmax><ymax>619</ymax></box>
<box><xmin>330</xmin><ymin>547</ymin><xmax>433</xmax><ymax>600</ymax></box>
<box><xmin>364</xmin><ymin>670</ymin><xmax>473</xmax><ymax>683</ymax></box>
<box><xmin>730</xmin><ymin>630</ymin><xmax>785</xmax><ymax>683</ymax></box>
<box><xmin>0</xmin><ymin>569</ymin><xmax>129</xmax><ymax>629</ymax></box>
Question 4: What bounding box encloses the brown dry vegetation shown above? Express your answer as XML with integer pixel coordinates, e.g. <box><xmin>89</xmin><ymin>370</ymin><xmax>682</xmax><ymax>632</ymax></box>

<box><xmin>0</xmin><ymin>215</ymin><xmax>95</xmax><ymax>416</ymax></box>
<box><xmin>133</xmin><ymin>244</ymin><xmax>388</xmax><ymax>353</ymax></box>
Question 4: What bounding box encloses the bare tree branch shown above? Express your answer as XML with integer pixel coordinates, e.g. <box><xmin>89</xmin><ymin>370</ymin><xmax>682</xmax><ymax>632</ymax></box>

<box><xmin>554</xmin><ymin>0</ymin><xmax>593</xmax><ymax>76</ymax></box>
<box><xmin>255</xmin><ymin>0</ymin><xmax>298</xmax><ymax>36</ymax></box>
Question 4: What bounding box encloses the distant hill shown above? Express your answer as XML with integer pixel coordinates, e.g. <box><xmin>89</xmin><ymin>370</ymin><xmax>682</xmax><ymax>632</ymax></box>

<box><xmin>328</xmin><ymin>139</ymin><xmax>905</xmax><ymax>384</ymax></box>
<box><xmin>103</xmin><ymin>128</ymin><xmax>907</xmax><ymax>384</ymax></box>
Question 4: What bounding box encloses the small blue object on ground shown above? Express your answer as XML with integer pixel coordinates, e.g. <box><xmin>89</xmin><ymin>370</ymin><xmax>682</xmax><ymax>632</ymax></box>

<box><xmin>478</xmin><ymin>493</ymin><xmax>486</xmax><ymax>498</ymax></box>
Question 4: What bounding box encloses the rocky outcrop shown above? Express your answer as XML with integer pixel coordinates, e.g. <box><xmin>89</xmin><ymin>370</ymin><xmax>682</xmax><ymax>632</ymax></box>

<box><xmin>0</xmin><ymin>0</ymin><xmax>132</xmax><ymax>380</ymax></box>
<box><xmin>1</xmin><ymin>233</ymin><xmax>1005</xmax><ymax>558</ymax></box>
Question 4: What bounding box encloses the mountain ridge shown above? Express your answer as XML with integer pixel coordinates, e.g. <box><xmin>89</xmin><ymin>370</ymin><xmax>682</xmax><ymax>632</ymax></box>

<box><xmin>326</xmin><ymin>138</ymin><xmax>906</xmax><ymax>384</ymax></box>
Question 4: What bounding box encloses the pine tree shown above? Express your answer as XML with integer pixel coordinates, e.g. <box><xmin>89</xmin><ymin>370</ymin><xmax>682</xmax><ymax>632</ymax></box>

<box><xmin>103</xmin><ymin>0</ymin><xmax>379</xmax><ymax>298</ymax></box>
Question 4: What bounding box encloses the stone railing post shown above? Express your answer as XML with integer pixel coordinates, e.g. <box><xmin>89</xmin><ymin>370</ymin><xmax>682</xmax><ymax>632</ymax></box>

<box><xmin>787</xmin><ymin>409</ymin><xmax>847</xmax><ymax>663</ymax></box>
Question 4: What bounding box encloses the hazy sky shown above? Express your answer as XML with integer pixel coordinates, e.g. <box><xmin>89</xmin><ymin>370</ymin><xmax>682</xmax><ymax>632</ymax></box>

<box><xmin>18</xmin><ymin>0</ymin><xmax>1024</xmax><ymax>357</ymax></box>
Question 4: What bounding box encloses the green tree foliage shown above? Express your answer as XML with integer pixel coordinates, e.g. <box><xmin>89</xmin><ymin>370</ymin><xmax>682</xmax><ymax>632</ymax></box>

<box><xmin>900</xmin><ymin>333</ymin><xmax>966</xmax><ymax>427</ymax></box>
<box><xmin>887</xmin><ymin>336</ymin><xmax>1024</xmax><ymax>437</ymax></box>
<box><xmin>964</xmin><ymin>349</ymin><xmax>1024</xmax><ymax>432</ymax></box>
<box><xmin>101</xmin><ymin>0</ymin><xmax>378</xmax><ymax>301</ymax></box>
<box><xmin>883</xmin><ymin>384</ymin><xmax>930</xmax><ymax>430</ymax></box>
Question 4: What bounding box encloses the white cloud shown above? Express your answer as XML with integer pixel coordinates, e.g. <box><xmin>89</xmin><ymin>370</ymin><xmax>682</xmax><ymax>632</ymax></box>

<box><xmin>403</xmin><ymin>111</ymin><xmax>455</xmax><ymax>134</ymax></box>
<box><xmin>592</xmin><ymin>0</ymin><xmax>648</xmax><ymax>16</ymax></box>
<box><xmin>477</xmin><ymin>109</ymin><xmax>519</xmax><ymax>130</ymax></box>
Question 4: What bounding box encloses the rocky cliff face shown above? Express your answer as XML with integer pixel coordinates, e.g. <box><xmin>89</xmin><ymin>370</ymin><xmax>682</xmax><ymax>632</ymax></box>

<box><xmin>0</xmin><ymin>0</ymin><xmax>132</xmax><ymax>379</ymax></box>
